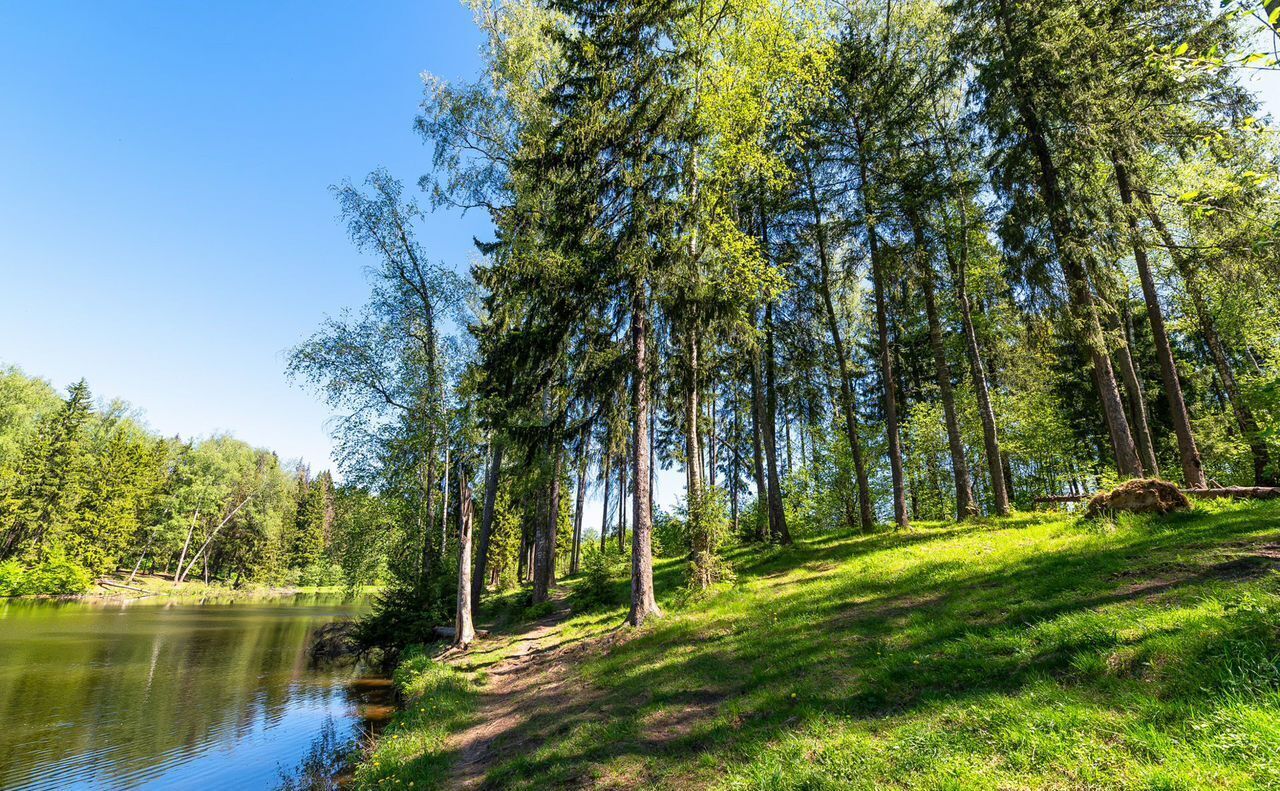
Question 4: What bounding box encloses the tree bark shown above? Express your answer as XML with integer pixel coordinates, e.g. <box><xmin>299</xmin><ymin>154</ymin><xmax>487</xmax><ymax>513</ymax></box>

<box><xmin>570</xmin><ymin>429</ymin><xmax>588</xmax><ymax>575</ymax></box>
<box><xmin>1112</xmin><ymin>164</ymin><xmax>1206</xmax><ymax>486</ymax></box>
<box><xmin>763</xmin><ymin>303</ymin><xmax>792</xmax><ymax>543</ymax></box>
<box><xmin>600</xmin><ymin>451</ymin><xmax>612</xmax><ymax>553</ymax></box>
<box><xmin>472</xmin><ymin>440</ymin><xmax>502</xmax><ymax>617</ymax></box>
<box><xmin>628</xmin><ymin>287</ymin><xmax>660</xmax><ymax>626</ymax></box>
<box><xmin>915</xmin><ymin>222</ymin><xmax>978</xmax><ymax>519</ymax></box>
<box><xmin>453</xmin><ymin>465</ymin><xmax>476</xmax><ymax>649</ymax></box>
<box><xmin>1142</xmin><ymin>195</ymin><xmax>1275</xmax><ymax>486</ymax></box>
<box><xmin>749</xmin><ymin>357</ymin><xmax>769</xmax><ymax>542</ymax></box>
<box><xmin>1104</xmin><ymin>296</ymin><xmax>1160</xmax><ymax>478</ymax></box>
<box><xmin>532</xmin><ymin>442</ymin><xmax>561</xmax><ymax>603</ymax></box>
<box><xmin>803</xmin><ymin>157</ymin><xmax>874</xmax><ymax>531</ymax></box>
<box><xmin>854</xmin><ymin>120</ymin><xmax>910</xmax><ymax>528</ymax></box>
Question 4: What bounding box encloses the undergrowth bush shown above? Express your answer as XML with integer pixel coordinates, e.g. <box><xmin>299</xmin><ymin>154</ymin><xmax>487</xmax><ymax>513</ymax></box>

<box><xmin>572</xmin><ymin>544</ymin><xmax>627</xmax><ymax>611</ymax></box>
<box><xmin>0</xmin><ymin>544</ymin><xmax>93</xmax><ymax>596</ymax></box>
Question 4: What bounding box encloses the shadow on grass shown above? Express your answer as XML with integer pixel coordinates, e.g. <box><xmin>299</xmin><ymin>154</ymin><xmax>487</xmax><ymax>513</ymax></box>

<box><xmin>463</xmin><ymin>502</ymin><xmax>1280</xmax><ymax>788</ymax></box>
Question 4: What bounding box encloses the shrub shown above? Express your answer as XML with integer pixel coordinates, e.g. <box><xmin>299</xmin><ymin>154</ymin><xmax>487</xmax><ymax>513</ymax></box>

<box><xmin>573</xmin><ymin>545</ymin><xmax>627</xmax><ymax>611</ymax></box>
<box><xmin>0</xmin><ymin>545</ymin><xmax>94</xmax><ymax>596</ymax></box>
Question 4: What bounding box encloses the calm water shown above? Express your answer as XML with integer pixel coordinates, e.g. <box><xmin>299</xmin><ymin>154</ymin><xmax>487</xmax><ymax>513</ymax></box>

<box><xmin>0</xmin><ymin>593</ymin><xmax>385</xmax><ymax>790</ymax></box>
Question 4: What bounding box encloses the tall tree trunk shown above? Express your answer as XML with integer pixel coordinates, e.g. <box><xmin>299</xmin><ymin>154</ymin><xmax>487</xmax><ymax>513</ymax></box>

<box><xmin>1113</xmin><ymin>159</ymin><xmax>1204</xmax><ymax>486</ymax></box>
<box><xmin>708</xmin><ymin>379</ymin><xmax>718</xmax><ymax>490</ymax></box>
<box><xmin>803</xmin><ymin>157</ymin><xmax>874</xmax><ymax>530</ymax></box>
<box><xmin>441</xmin><ymin>445</ymin><xmax>450</xmax><ymax>552</ymax></box>
<box><xmin>420</xmin><ymin>451</ymin><xmax>438</xmax><ymax>590</ymax></box>
<box><xmin>1095</xmin><ymin>285</ymin><xmax>1160</xmax><ymax>478</ymax></box>
<box><xmin>1142</xmin><ymin>194</ymin><xmax>1274</xmax><ymax>485</ymax></box>
<box><xmin>532</xmin><ymin>443</ymin><xmax>561</xmax><ymax>603</ymax></box>
<box><xmin>942</xmin><ymin>226</ymin><xmax>1010</xmax><ymax>515</ymax></box>
<box><xmin>571</xmin><ymin>429</ymin><xmax>588</xmax><ymax>575</ymax></box>
<box><xmin>600</xmin><ymin>452</ymin><xmax>612</xmax><ymax>553</ymax></box>
<box><xmin>618</xmin><ymin>448</ymin><xmax>627</xmax><ymax>552</ymax></box>
<box><xmin>995</xmin><ymin>2</ymin><xmax>1142</xmax><ymax>478</ymax></box>
<box><xmin>628</xmin><ymin>287</ymin><xmax>660</xmax><ymax>626</ymax></box>
<box><xmin>854</xmin><ymin>120</ymin><xmax>910</xmax><ymax>527</ymax></box>
<box><xmin>472</xmin><ymin>441</ymin><xmax>503</xmax><ymax>617</ymax></box>
<box><xmin>763</xmin><ymin>303</ymin><xmax>792</xmax><ymax>544</ymax></box>
<box><xmin>749</xmin><ymin>358</ymin><xmax>769</xmax><ymax>541</ymax></box>
<box><xmin>453</xmin><ymin>465</ymin><xmax>476</xmax><ymax>649</ymax></box>
<box><xmin>730</xmin><ymin>388</ymin><xmax>740</xmax><ymax>534</ymax></box>
<box><xmin>914</xmin><ymin>220</ymin><xmax>978</xmax><ymax>519</ymax></box>
<box><xmin>686</xmin><ymin>333</ymin><xmax>704</xmax><ymax>506</ymax></box>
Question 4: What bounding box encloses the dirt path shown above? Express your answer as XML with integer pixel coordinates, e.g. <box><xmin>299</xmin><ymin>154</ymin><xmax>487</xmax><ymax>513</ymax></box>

<box><xmin>443</xmin><ymin>590</ymin><xmax>604</xmax><ymax>789</ymax></box>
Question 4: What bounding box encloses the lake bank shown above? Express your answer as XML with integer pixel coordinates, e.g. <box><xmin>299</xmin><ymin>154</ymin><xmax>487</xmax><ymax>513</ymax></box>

<box><xmin>3</xmin><ymin>571</ymin><xmax>380</xmax><ymax>604</ymax></box>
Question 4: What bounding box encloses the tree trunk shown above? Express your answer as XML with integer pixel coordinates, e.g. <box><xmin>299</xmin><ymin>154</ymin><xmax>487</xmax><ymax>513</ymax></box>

<box><xmin>453</xmin><ymin>465</ymin><xmax>476</xmax><ymax>649</ymax></box>
<box><xmin>996</xmin><ymin>0</ymin><xmax>1142</xmax><ymax>478</ymax></box>
<box><xmin>1142</xmin><ymin>194</ymin><xmax>1274</xmax><ymax>486</ymax></box>
<box><xmin>749</xmin><ymin>356</ymin><xmax>769</xmax><ymax>541</ymax></box>
<box><xmin>532</xmin><ymin>442</ymin><xmax>561</xmax><ymax>603</ymax></box>
<box><xmin>1112</xmin><ymin>164</ymin><xmax>1205</xmax><ymax>485</ymax></box>
<box><xmin>618</xmin><ymin>448</ymin><xmax>627</xmax><ymax>552</ymax></box>
<box><xmin>730</xmin><ymin>389</ymin><xmax>740</xmax><ymax>534</ymax></box>
<box><xmin>804</xmin><ymin>159</ymin><xmax>874</xmax><ymax>530</ymax></box>
<box><xmin>571</xmin><ymin>429</ymin><xmax>588</xmax><ymax>575</ymax></box>
<box><xmin>943</xmin><ymin>242</ymin><xmax>1010</xmax><ymax>515</ymax></box>
<box><xmin>600</xmin><ymin>452</ymin><xmax>612</xmax><ymax>553</ymax></box>
<box><xmin>472</xmin><ymin>441</ymin><xmax>503</xmax><ymax>617</ymax></box>
<box><xmin>440</xmin><ymin>445</ymin><xmax>450</xmax><ymax>552</ymax></box>
<box><xmin>915</xmin><ymin>222</ymin><xmax>978</xmax><ymax>519</ymax></box>
<box><xmin>763</xmin><ymin>303</ymin><xmax>792</xmax><ymax>544</ymax></box>
<box><xmin>628</xmin><ymin>287</ymin><xmax>661</xmax><ymax>626</ymax></box>
<box><xmin>1105</xmin><ymin>296</ymin><xmax>1160</xmax><ymax>477</ymax></box>
<box><xmin>854</xmin><ymin>121</ymin><xmax>910</xmax><ymax>528</ymax></box>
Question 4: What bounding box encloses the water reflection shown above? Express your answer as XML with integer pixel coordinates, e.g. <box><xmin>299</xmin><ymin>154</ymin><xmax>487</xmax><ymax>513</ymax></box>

<box><xmin>0</xmin><ymin>594</ymin><xmax>377</xmax><ymax>790</ymax></box>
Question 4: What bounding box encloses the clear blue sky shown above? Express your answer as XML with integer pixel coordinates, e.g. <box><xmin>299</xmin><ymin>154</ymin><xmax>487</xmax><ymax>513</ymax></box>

<box><xmin>0</xmin><ymin>4</ymin><xmax>1276</xmax><ymax>535</ymax></box>
<box><xmin>0</xmin><ymin>1</ymin><xmax>488</xmax><ymax>467</ymax></box>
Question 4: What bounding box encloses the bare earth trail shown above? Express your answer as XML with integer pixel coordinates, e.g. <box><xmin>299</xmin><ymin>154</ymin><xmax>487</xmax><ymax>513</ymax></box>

<box><xmin>442</xmin><ymin>589</ymin><xmax>613</xmax><ymax>790</ymax></box>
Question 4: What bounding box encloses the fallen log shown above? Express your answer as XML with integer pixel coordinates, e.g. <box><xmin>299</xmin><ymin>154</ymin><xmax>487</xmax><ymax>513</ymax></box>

<box><xmin>433</xmin><ymin>626</ymin><xmax>491</xmax><ymax>640</ymax></box>
<box><xmin>1036</xmin><ymin>486</ymin><xmax>1280</xmax><ymax>507</ymax></box>
<box><xmin>97</xmin><ymin>579</ymin><xmax>150</xmax><ymax>593</ymax></box>
<box><xmin>1183</xmin><ymin>487</ymin><xmax>1280</xmax><ymax>501</ymax></box>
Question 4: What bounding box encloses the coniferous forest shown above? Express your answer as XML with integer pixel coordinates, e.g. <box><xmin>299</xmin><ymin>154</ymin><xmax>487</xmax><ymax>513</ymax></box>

<box><xmin>5</xmin><ymin>0</ymin><xmax>1280</xmax><ymax>788</ymax></box>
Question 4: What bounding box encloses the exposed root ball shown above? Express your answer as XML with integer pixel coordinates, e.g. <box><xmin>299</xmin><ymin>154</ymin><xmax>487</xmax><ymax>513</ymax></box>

<box><xmin>1085</xmin><ymin>478</ymin><xmax>1191</xmax><ymax>518</ymax></box>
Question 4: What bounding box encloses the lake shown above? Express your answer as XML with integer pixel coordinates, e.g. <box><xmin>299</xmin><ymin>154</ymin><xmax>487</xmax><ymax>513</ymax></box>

<box><xmin>0</xmin><ymin>593</ymin><xmax>386</xmax><ymax>790</ymax></box>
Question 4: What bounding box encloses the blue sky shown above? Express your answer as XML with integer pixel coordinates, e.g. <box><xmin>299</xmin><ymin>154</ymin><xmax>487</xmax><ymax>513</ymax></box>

<box><xmin>0</xmin><ymin>1</ymin><xmax>486</xmax><ymax>464</ymax></box>
<box><xmin>0</xmin><ymin>4</ymin><xmax>1277</xmax><ymax>535</ymax></box>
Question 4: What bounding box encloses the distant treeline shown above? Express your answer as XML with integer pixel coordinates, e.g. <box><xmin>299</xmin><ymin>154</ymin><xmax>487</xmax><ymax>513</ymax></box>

<box><xmin>0</xmin><ymin>367</ymin><xmax>393</xmax><ymax>595</ymax></box>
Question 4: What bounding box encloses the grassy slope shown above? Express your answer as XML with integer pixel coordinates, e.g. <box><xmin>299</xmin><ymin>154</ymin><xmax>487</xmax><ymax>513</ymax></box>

<box><xmin>370</xmin><ymin>501</ymin><xmax>1280</xmax><ymax>790</ymax></box>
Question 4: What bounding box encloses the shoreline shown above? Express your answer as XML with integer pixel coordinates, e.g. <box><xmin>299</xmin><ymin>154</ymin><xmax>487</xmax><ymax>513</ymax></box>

<box><xmin>3</xmin><ymin>574</ymin><xmax>379</xmax><ymax>605</ymax></box>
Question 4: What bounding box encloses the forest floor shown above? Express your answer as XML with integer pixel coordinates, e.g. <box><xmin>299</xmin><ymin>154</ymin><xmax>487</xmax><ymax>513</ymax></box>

<box><xmin>358</xmin><ymin>499</ymin><xmax>1280</xmax><ymax>790</ymax></box>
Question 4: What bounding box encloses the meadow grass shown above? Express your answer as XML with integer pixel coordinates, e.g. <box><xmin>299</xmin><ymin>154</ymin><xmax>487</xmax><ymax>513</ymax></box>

<box><xmin>371</xmin><ymin>500</ymin><xmax>1280</xmax><ymax>789</ymax></box>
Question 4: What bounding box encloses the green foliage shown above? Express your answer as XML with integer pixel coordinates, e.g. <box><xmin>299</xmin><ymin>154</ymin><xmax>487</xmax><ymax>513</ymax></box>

<box><xmin>0</xmin><ymin>543</ymin><xmax>93</xmax><ymax>596</ymax></box>
<box><xmin>571</xmin><ymin>543</ymin><xmax>628</xmax><ymax>612</ymax></box>
<box><xmin>353</xmin><ymin>648</ymin><xmax>477</xmax><ymax>790</ymax></box>
<box><xmin>0</xmin><ymin>368</ymin><xmax>389</xmax><ymax>597</ymax></box>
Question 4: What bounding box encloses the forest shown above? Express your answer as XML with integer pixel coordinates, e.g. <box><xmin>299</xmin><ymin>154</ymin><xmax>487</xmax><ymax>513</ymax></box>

<box><xmin>4</xmin><ymin>0</ymin><xmax>1280</xmax><ymax>786</ymax></box>
<box><xmin>0</xmin><ymin>367</ymin><xmax>390</xmax><ymax>595</ymax></box>
<box><xmin>282</xmin><ymin>0</ymin><xmax>1280</xmax><ymax>648</ymax></box>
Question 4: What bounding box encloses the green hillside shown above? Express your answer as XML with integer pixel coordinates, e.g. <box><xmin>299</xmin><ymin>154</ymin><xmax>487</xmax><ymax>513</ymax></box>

<box><xmin>358</xmin><ymin>500</ymin><xmax>1280</xmax><ymax>790</ymax></box>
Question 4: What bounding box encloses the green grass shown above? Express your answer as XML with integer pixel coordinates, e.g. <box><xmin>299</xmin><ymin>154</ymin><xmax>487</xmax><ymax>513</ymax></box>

<box><xmin>354</xmin><ymin>648</ymin><xmax>480</xmax><ymax>790</ymax></box>
<box><xmin>373</xmin><ymin>500</ymin><xmax>1280</xmax><ymax>789</ymax></box>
